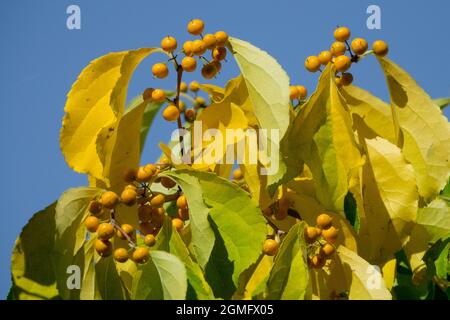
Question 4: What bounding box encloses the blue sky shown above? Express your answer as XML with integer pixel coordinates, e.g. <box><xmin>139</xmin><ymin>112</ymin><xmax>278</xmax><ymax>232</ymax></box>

<box><xmin>0</xmin><ymin>0</ymin><xmax>449</xmax><ymax>298</ymax></box>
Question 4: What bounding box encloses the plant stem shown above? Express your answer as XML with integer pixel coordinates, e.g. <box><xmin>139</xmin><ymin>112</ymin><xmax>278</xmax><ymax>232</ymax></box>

<box><xmin>110</xmin><ymin>213</ymin><xmax>137</xmax><ymax>248</ymax></box>
<box><xmin>171</xmin><ymin>53</ymin><xmax>186</xmax><ymax>158</ymax></box>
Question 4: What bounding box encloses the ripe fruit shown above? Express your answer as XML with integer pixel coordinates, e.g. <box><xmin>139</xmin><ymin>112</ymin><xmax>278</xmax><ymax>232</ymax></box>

<box><xmin>185</xmin><ymin>108</ymin><xmax>196</xmax><ymax>121</ymax></box>
<box><xmin>176</xmin><ymin>195</ymin><xmax>188</xmax><ymax>209</ymax></box>
<box><xmin>101</xmin><ymin>191</ymin><xmax>119</xmax><ymax>209</ymax></box>
<box><xmin>289</xmin><ymin>86</ymin><xmax>299</xmax><ymax>100</ymax></box>
<box><xmin>142</xmin><ymin>88</ymin><xmax>154</xmax><ymax>100</ymax></box>
<box><xmin>136</xmin><ymin>166</ymin><xmax>153</xmax><ymax>182</ymax></box>
<box><xmin>160</xmin><ymin>36</ymin><xmax>177</xmax><ymax>52</ymax></box>
<box><xmin>189</xmin><ymin>81</ymin><xmax>200</xmax><ymax>92</ymax></box>
<box><xmin>330</xmin><ymin>41</ymin><xmax>347</xmax><ymax>57</ymax></box>
<box><xmin>232</xmin><ymin>168</ymin><xmax>243</xmax><ymax>180</ymax></box>
<box><xmin>178</xmin><ymin>100</ymin><xmax>186</xmax><ymax>112</ymax></box>
<box><xmin>334</xmin><ymin>55</ymin><xmax>351</xmax><ymax>72</ymax></box>
<box><xmin>212</xmin><ymin>47</ymin><xmax>227</xmax><ymax>61</ymax></box>
<box><xmin>150</xmin><ymin>194</ymin><xmax>165</xmax><ymax>207</ymax></box>
<box><xmin>114</xmin><ymin>248</ymin><xmax>129</xmax><ymax>263</ymax></box>
<box><xmin>304</xmin><ymin>56</ymin><xmax>321</xmax><ymax>72</ymax></box>
<box><xmin>341</xmin><ymin>72</ymin><xmax>353</xmax><ymax>86</ymax></box>
<box><xmin>316</xmin><ymin>213</ymin><xmax>333</xmax><ymax>229</ymax></box>
<box><xmin>152</xmin><ymin>63</ymin><xmax>169</xmax><ymax>79</ymax></box>
<box><xmin>372</xmin><ymin>40</ymin><xmax>389</xmax><ymax>56</ymax></box>
<box><xmin>88</xmin><ymin>200</ymin><xmax>102</xmax><ymax>215</ymax></box>
<box><xmin>304</xmin><ymin>226</ymin><xmax>319</xmax><ymax>243</ymax></box>
<box><xmin>144</xmin><ymin>163</ymin><xmax>157</xmax><ymax>175</ymax></box>
<box><xmin>296</xmin><ymin>86</ymin><xmax>307</xmax><ymax>99</ymax></box>
<box><xmin>334</xmin><ymin>26</ymin><xmax>350</xmax><ymax>42</ymax></box>
<box><xmin>203</xmin><ymin>34</ymin><xmax>217</xmax><ymax>49</ymax></box>
<box><xmin>351</xmin><ymin>38</ymin><xmax>368</xmax><ymax>55</ymax></box>
<box><xmin>262</xmin><ymin>239</ymin><xmax>279</xmax><ymax>256</ymax></box>
<box><xmin>125</xmin><ymin>184</ymin><xmax>137</xmax><ymax>191</ymax></box>
<box><xmin>322</xmin><ymin>226</ymin><xmax>339</xmax><ymax>244</ymax></box>
<box><xmin>95</xmin><ymin>239</ymin><xmax>112</xmax><ymax>257</ymax></box>
<box><xmin>139</xmin><ymin>221</ymin><xmax>154</xmax><ymax>235</ymax></box>
<box><xmin>195</xmin><ymin>96</ymin><xmax>206</xmax><ymax>106</ymax></box>
<box><xmin>132</xmin><ymin>247</ymin><xmax>150</xmax><ymax>264</ymax></box>
<box><xmin>85</xmin><ymin>216</ymin><xmax>100</xmax><ymax>232</ymax></box>
<box><xmin>183</xmin><ymin>41</ymin><xmax>193</xmax><ymax>56</ymax></box>
<box><xmin>310</xmin><ymin>254</ymin><xmax>325</xmax><ymax>269</ymax></box>
<box><xmin>138</xmin><ymin>205</ymin><xmax>153</xmax><ymax>222</ymax></box>
<box><xmin>162</xmin><ymin>105</ymin><xmax>180</xmax><ymax>122</ymax></box>
<box><xmin>320</xmin><ymin>243</ymin><xmax>335</xmax><ymax>258</ymax></box>
<box><xmin>117</xmin><ymin>224</ymin><xmax>134</xmax><ymax>240</ymax></box>
<box><xmin>211</xmin><ymin>60</ymin><xmax>222</xmax><ymax>73</ymax></box>
<box><xmin>123</xmin><ymin>168</ymin><xmax>137</xmax><ymax>183</ymax></box>
<box><xmin>180</xmin><ymin>82</ymin><xmax>188</xmax><ymax>92</ymax></box>
<box><xmin>144</xmin><ymin>234</ymin><xmax>156</xmax><ymax>247</ymax></box>
<box><xmin>97</xmin><ymin>223</ymin><xmax>115</xmax><ymax>240</ymax></box>
<box><xmin>181</xmin><ymin>56</ymin><xmax>197</xmax><ymax>72</ymax></box>
<box><xmin>160</xmin><ymin>176</ymin><xmax>176</xmax><ymax>189</ymax></box>
<box><xmin>178</xmin><ymin>208</ymin><xmax>189</xmax><ymax>220</ymax></box>
<box><xmin>201</xmin><ymin>63</ymin><xmax>217</xmax><ymax>79</ymax></box>
<box><xmin>215</xmin><ymin>31</ymin><xmax>229</xmax><ymax>47</ymax></box>
<box><xmin>191</xmin><ymin>39</ymin><xmax>206</xmax><ymax>56</ymax></box>
<box><xmin>318</xmin><ymin>50</ymin><xmax>332</xmax><ymax>65</ymax></box>
<box><xmin>121</xmin><ymin>188</ymin><xmax>137</xmax><ymax>206</ymax></box>
<box><xmin>187</xmin><ymin>19</ymin><xmax>205</xmax><ymax>35</ymax></box>
<box><xmin>151</xmin><ymin>89</ymin><xmax>166</xmax><ymax>103</ymax></box>
<box><xmin>172</xmin><ymin>218</ymin><xmax>184</xmax><ymax>231</ymax></box>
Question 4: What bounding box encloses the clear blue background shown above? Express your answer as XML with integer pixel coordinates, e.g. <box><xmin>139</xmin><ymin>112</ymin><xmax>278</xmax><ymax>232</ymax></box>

<box><xmin>0</xmin><ymin>0</ymin><xmax>449</xmax><ymax>298</ymax></box>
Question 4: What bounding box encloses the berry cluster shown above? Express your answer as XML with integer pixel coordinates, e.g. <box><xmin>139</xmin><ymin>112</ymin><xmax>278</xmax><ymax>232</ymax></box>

<box><xmin>305</xmin><ymin>213</ymin><xmax>338</xmax><ymax>269</ymax></box>
<box><xmin>304</xmin><ymin>26</ymin><xmax>389</xmax><ymax>87</ymax></box>
<box><xmin>84</xmin><ymin>157</ymin><xmax>190</xmax><ymax>264</ymax></box>
<box><xmin>289</xmin><ymin>85</ymin><xmax>308</xmax><ymax>103</ymax></box>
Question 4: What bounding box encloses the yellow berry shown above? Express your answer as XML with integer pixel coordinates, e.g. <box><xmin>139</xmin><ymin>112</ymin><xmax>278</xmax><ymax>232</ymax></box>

<box><xmin>372</xmin><ymin>40</ymin><xmax>389</xmax><ymax>56</ymax></box>
<box><xmin>351</xmin><ymin>38</ymin><xmax>368</xmax><ymax>55</ymax></box>
<box><xmin>136</xmin><ymin>166</ymin><xmax>153</xmax><ymax>183</ymax></box>
<box><xmin>262</xmin><ymin>239</ymin><xmax>279</xmax><ymax>256</ymax></box>
<box><xmin>189</xmin><ymin>81</ymin><xmax>200</xmax><ymax>92</ymax></box>
<box><xmin>121</xmin><ymin>188</ymin><xmax>137</xmax><ymax>206</ymax></box>
<box><xmin>144</xmin><ymin>234</ymin><xmax>156</xmax><ymax>247</ymax></box>
<box><xmin>203</xmin><ymin>33</ymin><xmax>217</xmax><ymax>49</ymax></box>
<box><xmin>114</xmin><ymin>248</ymin><xmax>129</xmax><ymax>263</ymax></box>
<box><xmin>176</xmin><ymin>195</ymin><xmax>188</xmax><ymax>209</ymax></box>
<box><xmin>289</xmin><ymin>86</ymin><xmax>299</xmax><ymax>100</ymax></box>
<box><xmin>97</xmin><ymin>223</ymin><xmax>115</xmax><ymax>240</ymax></box>
<box><xmin>191</xmin><ymin>39</ymin><xmax>206</xmax><ymax>56</ymax></box>
<box><xmin>195</xmin><ymin>96</ymin><xmax>206</xmax><ymax>106</ymax></box>
<box><xmin>232</xmin><ymin>168</ymin><xmax>243</xmax><ymax>180</ymax></box>
<box><xmin>187</xmin><ymin>19</ymin><xmax>205</xmax><ymax>35</ymax></box>
<box><xmin>160</xmin><ymin>36</ymin><xmax>177</xmax><ymax>52</ymax></box>
<box><xmin>330</xmin><ymin>41</ymin><xmax>347</xmax><ymax>57</ymax></box>
<box><xmin>341</xmin><ymin>72</ymin><xmax>353</xmax><ymax>86</ymax></box>
<box><xmin>95</xmin><ymin>239</ymin><xmax>112</xmax><ymax>257</ymax></box>
<box><xmin>181</xmin><ymin>56</ymin><xmax>197</xmax><ymax>72</ymax></box>
<box><xmin>334</xmin><ymin>26</ymin><xmax>350</xmax><ymax>42</ymax></box>
<box><xmin>151</xmin><ymin>89</ymin><xmax>166</xmax><ymax>103</ymax></box>
<box><xmin>178</xmin><ymin>100</ymin><xmax>186</xmax><ymax>112</ymax></box>
<box><xmin>150</xmin><ymin>194</ymin><xmax>165</xmax><ymax>207</ymax></box>
<box><xmin>320</xmin><ymin>243</ymin><xmax>335</xmax><ymax>258</ymax></box>
<box><xmin>172</xmin><ymin>218</ymin><xmax>184</xmax><ymax>231</ymax></box>
<box><xmin>304</xmin><ymin>56</ymin><xmax>321</xmax><ymax>72</ymax></box>
<box><xmin>132</xmin><ymin>247</ymin><xmax>150</xmax><ymax>264</ymax></box>
<box><xmin>85</xmin><ymin>216</ymin><xmax>100</xmax><ymax>233</ymax></box>
<box><xmin>215</xmin><ymin>31</ymin><xmax>229</xmax><ymax>47</ymax></box>
<box><xmin>296</xmin><ymin>86</ymin><xmax>307</xmax><ymax>99</ymax></box>
<box><xmin>183</xmin><ymin>41</ymin><xmax>193</xmax><ymax>56</ymax></box>
<box><xmin>310</xmin><ymin>254</ymin><xmax>325</xmax><ymax>269</ymax></box>
<box><xmin>212</xmin><ymin>47</ymin><xmax>227</xmax><ymax>61</ymax></box>
<box><xmin>335</xmin><ymin>76</ymin><xmax>342</xmax><ymax>87</ymax></box>
<box><xmin>316</xmin><ymin>213</ymin><xmax>333</xmax><ymax>229</ymax></box>
<box><xmin>318</xmin><ymin>50</ymin><xmax>332</xmax><ymax>65</ymax></box>
<box><xmin>322</xmin><ymin>226</ymin><xmax>339</xmax><ymax>244</ymax></box>
<box><xmin>334</xmin><ymin>55</ymin><xmax>351</xmax><ymax>72</ymax></box>
<box><xmin>180</xmin><ymin>82</ymin><xmax>188</xmax><ymax>92</ymax></box>
<box><xmin>101</xmin><ymin>191</ymin><xmax>119</xmax><ymax>209</ymax></box>
<box><xmin>304</xmin><ymin>226</ymin><xmax>319</xmax><ymax>244</ymax></box>
<box><xmin>152</xmin><ymin>63</ymin><xmax>169</xmax><ymax>79</ymax></box>
<box><xmin>162</xmin><ymin>105</ymin><xmax>180</xmax><ymax>122</ymax></box>
<box><xmin>117</xmin><ymin>224</ymin><xmax>134</xmax><ymax>240</ymax></box>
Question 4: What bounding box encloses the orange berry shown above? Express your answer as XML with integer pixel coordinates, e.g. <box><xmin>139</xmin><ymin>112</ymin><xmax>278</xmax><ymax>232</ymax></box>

<box><xmin>136</xmin><ymin>166</ymin><xmax>153</xmax><ymax>183</ymax></box>
<box><xmin>316</xmin><ymin>213</ymin><xmax>333</xmax><ymax>229</ymax></box>
<box><xmin>372</xmin><ymin>40</ymin><xmax>389</xmax><ymax>56</ymax></box>
<box><xmin>187</xmin><ymin>19</ymin><xmax>205</xmax><ymax>35</ymax></box>
<box><xmin>201</xmin><ymin>63</ymin><xmax>217</xmax><ymax>79</ymax></box>
<box><xmin>160</xmin><ymin>176</ymin><xmax>176</xmax><ymax>189</ymax></box>
<box><xmin>335</xmin><ymin>76</ymin><xmax>342</xmax><ymax>87</ymax></box>
<box><xmin>310</xmin><ymin>254</ymin><xmax>325</xmax><ymax>269</ymax></box>
<box><xmin>211</xmin><ymin>60</ymin><xmax>222</xmax><ymax>72</ymax></box>
<box><xmin>334</xmin><ymin>26</ymin><xmax>350</xmax><ymax>42</ymax></box>
<box><xmin>121</xmin><ymin>188</ymin><xmax>137</xmax><ymax>206</ymax></box>
<box><xmin>114</xmin><ymin>248</ymin><xmax>129</xmax><ymax>263</ymax></box>
<box><xmin>97</xmin><ymin>223</ymin><xmax>115</xmax><ymax>240</ymax></box>
<box><xmin>320</xmin><ymin>243</ymin><xmax>335</xmax><ymax>258</ymax></box>
<box><xmin>215</xmin><ymin>31</ymin><xmax>229</xmax><ymax>47</ymax></box>
<box><xmin>132</xmin><ymin>247</ymin><xmax>150</xmax><ymax>264</ymax></box>
<box><xmin>172</xmin><ymin>218</ymin><xmax>184</xmax><ymax>231</ymax></box>
<box><xmin>181</xmin><ymin>56</ymin><xmax>197</xmax><ymax>72</ymax></box>
<box><xmin>85</xmin><ymin>216</ymin><xmax>100</xmax><ymax>233</ymax></box>
<box><xmin>189</xmin><ymin>81</ymin><xmax>200</xmax><ymax>92</ymax></box>
<box><xmin>296</xmin><ymin>86</ymin><xmax>307</xmax><ymax>99</ymax></box>
<box><xmin>318</xmin><ymin>50</ymin><xmax>332</xmax><ymax>65</ymax></box>
<box><xmin>289</xmin><ymin>86</ymin><xmax>299</xmax><ymax>100</ymax></box>
<box><xmin>212</xmin><ymin>47</ymin><xmax>227</xmax><ymax>61</ymax></box>
<box><xmin>176</xmin><ymin>195</ymin><xmax>188</xmax><ymax>209</ymax></box>
<box><xmin>185</xmin><ymin>108</ymin><xmax>196</xmax><ymax>121</ymax></box>
<box><xmin>195</xmin><ymin>96</ymin><xmax>206</xmax><ymax>107</ymax></box>
<box><xmin>160</xmin><ymin>36</ymin><xmax>177</xmax><ymax>52</ymax></box>
<box><xmin>203</xmin><ymin>33</ymin><xmax>217</xmax><ymax>49</ymax></box>
<box><xmin>334</xmin><ymin>55</ymin><xmax>351</xmax><ymax>72</ymax></box>
<box><xmin>151</xmin><ymin>89</ymin><xmax>166</xmax><ymax>103</ymax></box>
<box><xmin>152</xmin><ymin>63</ymin><xmax>169</xmax><ymax>79</ymax></box>
<box><xmin>191</xmin><ymin>39</ymin><xmax>206</xmax><ymax>56</ymax></box>
<box><xmin>88</xmin><ymin>200</ymin><xmax>102</xmax><ymax>215</ymax></box>
<box><xmin>183</xmin><ymin>41</ymin><xmax>193</xmax><ymax>56</ymax></box>
<box><xmin>150</xmin><ymin>194</ymin><xmax>165</xmax><ymax>207</ymax></box>
<box><xmin>180</xmin><ymin>82</ymin><xmax>188</xmax><ymax>92</ymax></box>
<box><xmin>330</xmin><ymin>41</ymin><xmax>347</xmax><ymax>57</ymax></box>
<box><xmin>117</xmin><ymin>224</ymin><xmax>134</xmax><ymax>240</ymax></box>
<box><xmin>144</xmin><ymin>234</ymin><xmax>156</xmax><ymax>247</ymax></box>
<box><xmin>162</xmin><ymin>105</ymin><xmax>180</xmax><ymax>122</ymax></box>
<box><xmin>178</xmin><ymin>100</ymin><xmax>186</xmax><ymax>112</ymax></box>
<box><xmin>95</xmin><ymin>239</ymin><xmax>112</xmax><ymax>257</ymax></box>
<box><xmin>322</xmin><ymin>226</ymin><xmax>339</xmax><ymax>244</ymax></box>
<box><xmin>304</xmin><ymin>226</ymin><xmax>319</xmax><ymax>243</ymax></box>
<box><xmin>341</xmin><ymin>72</ymin><xmax>353</xmax><ymax>86</ymax></box>
<box><xmin>138</xmin><ymin>205</ymin><xmax>153</xmax><ymax>222</ymax></box>
<box><xmin>304</xmin><ymin>56</ymin><xmax>321</xmax><ymax>72</ymax></box>
<box><xmin>351</xmin><ymin>38</ymin><xmax>368</xmax><ymax>55</ymax></box>
<box><xmin>262</xmin><ymin>239</ymin><xmax>279</xmax><ymax>256</ymax></box>
<box><xmin>178</xmin><ymin>208</ymin><xmax>189</xmax><ymax>221</ymax></box>
<box><xmin>232</xmin><ymin>168</ymin><xmax>243</xmax><ymax>180</ymax></box>
<box><xmin>100</xmin><ymin>191</ymin><xmax>119</xmax><ymax>209</ymax></box>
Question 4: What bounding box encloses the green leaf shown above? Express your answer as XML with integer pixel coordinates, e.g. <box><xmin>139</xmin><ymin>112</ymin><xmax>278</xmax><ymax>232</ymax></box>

<box><xmin>344</xmin><ymin>192</ymin><xmax>360</xmax><ymax>232</ymax></box>
<box><xmin>132</xmin><ymin>250</ymin><xmax>187</xmax><ymax>300</ymax></box>
<box><xmin>416</xmin><ymin>198</ymin><xmax>450</xmax><ymax>243</ymax></box>
<box><xmin>423</xmin><ymin>234</ymin><xmax>450</xmax><ymax>281</ymax></box>
<box><xmin>11</xmin><ymin>202</ymin><xmax>59</xmax><ymax>300</ymax></box>
<box><xmin>137</xmin><ymin>98</ymin><xmax>166</xmax><ymax>152</ymax></box>
<box><xmin>95</xmin><ymin>256</ymin><xmax>127</xmax><ymax>300</ymax></box>
<box><xmin>433</xmin><ymin>97</ymin><xmax>450</xmax><ymax>110</ymax></box>
<box><xmin>266</xmin><ymin>222</ymin><xmax>310</xmax><ymax>300</ymax></box>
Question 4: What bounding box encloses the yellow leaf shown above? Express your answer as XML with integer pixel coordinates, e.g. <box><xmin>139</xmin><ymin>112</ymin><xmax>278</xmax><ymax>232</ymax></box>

<box><xmin>381</xmin><ymin>258</ymin><xmax>397</xmax><ymax>290</ymax></box>
<box><xmin>358</xmin><ymin>137</ymin><xmax>418</xmax><ymax>264</ymax></box>
<box><xmin>243</xmin><ymin>255</ymin><xmax>273</xmax><ymax>299</ymax></box>
<box><xmin>60</xmin><ymin>48</ymin><xmax>158</xmax><ymax>184</ymax></box>
<box><xmin>377</xmin><ymin>56</ymin><xmax>450</xmax><ymax>202</ymax></box>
